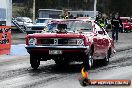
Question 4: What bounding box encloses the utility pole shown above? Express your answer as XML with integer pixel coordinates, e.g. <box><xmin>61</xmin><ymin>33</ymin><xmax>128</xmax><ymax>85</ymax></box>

<box><xmin>33</xmin><ymin>0</ymin><xmax>35</xmax><ymax>23</ymax></box>
<box><xmin>94</xmin><ymin>0</ymin><xmax>97</xmax><ymax>19</ymax></box>
<box><xmin>68</xmin><ymin>0</ymin><xmax>69</xmax><ymax>9</ymax></box>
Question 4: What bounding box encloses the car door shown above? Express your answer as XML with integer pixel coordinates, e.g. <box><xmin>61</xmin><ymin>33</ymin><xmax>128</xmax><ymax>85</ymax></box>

<box><xmin>93</xmin><ymin>23</ymin><xmax>109</xmax><ymax>58</ymax></box>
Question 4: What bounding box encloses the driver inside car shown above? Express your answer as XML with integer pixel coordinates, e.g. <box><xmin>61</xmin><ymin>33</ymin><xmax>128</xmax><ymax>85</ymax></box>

<box><xmin>56</xmin><ymin>24</ymin><xmax>67</xmax><ymax>33</ymax></box>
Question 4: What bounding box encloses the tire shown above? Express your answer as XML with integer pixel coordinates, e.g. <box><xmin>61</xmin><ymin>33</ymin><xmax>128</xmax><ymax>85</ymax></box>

<box><xmin>102</xmin><ymin>50</ymin><xmax>110</xmax><ymax>66</ymax></box>
<box><xmin>126</xmin><ymin>29</ymin><xmax>129</xmax><ymax>33</ymax></box>
<box><xmin>30</xmin><ymin>55</ymin><xmax>40</xmax><ymax>70</ymax></box>
<box><xmin>83</xmin><ymin>50</ymin><xmax>94</xmax><ymax>70</ymax></box>
<box><xmin>120</xmin><ymin>28</ymin><xmax>123</xmax><ymax>33</ymax></box>
<box><xmin>124</xmin><ymin>28</ymin><xmax>128</xmax><ymax>33</ymax></box>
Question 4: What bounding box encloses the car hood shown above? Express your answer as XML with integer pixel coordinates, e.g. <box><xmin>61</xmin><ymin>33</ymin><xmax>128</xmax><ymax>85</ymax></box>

<box><xmin>27</xmin><ymin>32</ymin><xmax>89</xmax><ymax>38</ymax></box>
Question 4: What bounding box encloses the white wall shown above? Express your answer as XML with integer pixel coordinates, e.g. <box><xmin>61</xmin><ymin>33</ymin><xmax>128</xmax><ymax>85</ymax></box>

<box><xmin>0</xmin><ymin>0</ymin><xmax>12</xmax><ymax>26</ymax></box>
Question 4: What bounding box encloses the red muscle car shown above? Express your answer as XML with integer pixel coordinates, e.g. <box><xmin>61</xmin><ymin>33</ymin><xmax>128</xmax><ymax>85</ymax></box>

<box><xmin>25</xmin><ymin>19</ymin><xmax>115</xmax><ymax>69</ymax></box>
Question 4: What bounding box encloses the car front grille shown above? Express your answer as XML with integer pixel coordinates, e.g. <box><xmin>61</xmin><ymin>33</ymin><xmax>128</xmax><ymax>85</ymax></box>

<box><xmin>37</xmin><ymin>38</ymin><xmax>79</xmax><ymax>45</ymax></box>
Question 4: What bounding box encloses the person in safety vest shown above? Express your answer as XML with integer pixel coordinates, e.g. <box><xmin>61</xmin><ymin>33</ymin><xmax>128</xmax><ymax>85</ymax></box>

<box><xmin>95</xmin><ymin>12</ymin><xmax>107</xmax><ymax>28</ymax></box>
<box><xmin>60</xmin><ymin>9</ymin><xmax>69</xmax><ymax>19</ymax></box>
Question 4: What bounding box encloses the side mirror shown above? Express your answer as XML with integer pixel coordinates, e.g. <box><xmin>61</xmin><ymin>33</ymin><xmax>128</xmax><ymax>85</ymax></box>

<box><xmin>98</xmin><ymin>31</ymin><xmax>104</xmax><ymax>34</ymax></box>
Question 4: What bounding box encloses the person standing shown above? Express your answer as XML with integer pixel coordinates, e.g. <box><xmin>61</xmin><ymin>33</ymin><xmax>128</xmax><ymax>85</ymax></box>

<box><xmin>111</xmin><ymin>13</ymin><xmax>122</xmax><ymax>42</ymax></box>
<box><xmin>68</xmin><ymin>12</ymin><xmax>73</xmax><ymax>19</ymax></box>
<box><xmin>60</xmin><ymin>9</ymin><xmax>69</xmax><ymax>19</ymax></box>
<box><xmin>95</xmin><ymin>12</ymin><xmax>107</xmax><ymax>28</ymax></box>
<box><xmin>95</xmin><ymin>12</ymin><xmax>102</xmax><ymax>21</ymax></box>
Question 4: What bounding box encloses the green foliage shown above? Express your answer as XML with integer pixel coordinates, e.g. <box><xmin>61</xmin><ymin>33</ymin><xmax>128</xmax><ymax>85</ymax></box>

<box><xmin>16</xmin><ymin>7</ymin><xmax>32</xmax><ymax>18</ymax></box>
<box><xmin>109</xmin><ymin>0</ymin><xmax>132</xmax><ymax>16</ymax></box>
<box><xmin>13</xmin><ymin>0</ymin><xmax>33</xmax><ymax>18</ymax></box>
<box><xmin>13</xmin><ymin>0</ymin><xmax>132</xmax><ymax>17</ymax></box>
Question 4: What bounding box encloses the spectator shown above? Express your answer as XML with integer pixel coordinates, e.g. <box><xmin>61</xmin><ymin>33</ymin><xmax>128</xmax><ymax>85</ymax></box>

<box><xmin>95</xmin><ymin>12</ymin><xmax>102</xmax><ymax>22</ymax></box>
<box><xmin>68</xmin><ymin>12</ymin><xmax>73</xmax><ymax>19</ymax></box>
<box><xmin>95</xmin><ymin>12</ymin><xmax>107</xmax><ymax>28</ymax></box>
<box><xmin>111</xmin><ymin>13</ymin><xmax>122</xmax><ymax>42</ymax></box>
<box><xmin>60</xmin><ymin>9</ymin><xmax>69</xmax><ymax>19</ymax></box>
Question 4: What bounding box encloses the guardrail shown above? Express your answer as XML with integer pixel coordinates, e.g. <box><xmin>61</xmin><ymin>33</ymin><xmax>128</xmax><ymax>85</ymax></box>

<box><xmin>12</xmin><ymin>17</ymin><xmax>25</xmax><ymax>33</ymax></box>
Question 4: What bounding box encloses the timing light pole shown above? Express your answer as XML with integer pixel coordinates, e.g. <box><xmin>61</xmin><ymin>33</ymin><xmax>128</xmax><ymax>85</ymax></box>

<box><xmin>94</xmin><ymin>0</ymin><xmax>97</xmax><ymax>19</ymax></box>
<box><xmin>68</xmin><ymin>0</ymin><xmax>69</xmax><ymax>9</ymax></box>
<box><xmin>33</xmin><ymin>0</ymin><xmax>35</xmax><ymax>23</ymax></box>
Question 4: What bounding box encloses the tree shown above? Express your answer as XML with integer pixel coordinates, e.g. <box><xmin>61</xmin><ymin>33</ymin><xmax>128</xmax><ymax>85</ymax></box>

<box><xmin>13</xmin><ymin>0</ymin><xmax>33</xmax><ymax>18</ymax></box>
<box><xmin>13</xmin><ymin>0</ymin><xmax>132</xmax><ymax>17</ymax></box>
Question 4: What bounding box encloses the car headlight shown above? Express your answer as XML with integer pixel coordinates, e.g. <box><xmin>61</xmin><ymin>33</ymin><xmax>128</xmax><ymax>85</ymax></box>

<box><xmin>28</xmin><ymin>38</ymin><xmax>37</xmax><ymax>45</ymax></box>
<box><xmin>77</xmin><ymin>39</ymin><xmax>84</xmax><ymax>45</ymax></box>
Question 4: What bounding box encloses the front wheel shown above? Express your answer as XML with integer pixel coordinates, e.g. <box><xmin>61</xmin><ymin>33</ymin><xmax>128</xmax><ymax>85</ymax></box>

<box><xmin>30</xmin><ymin>55</ymin><xmax>40</xmax><ymax>70</ymax></box>
<box><xmin>83</xmin><ymin>50</ymin><xmax>94</xmax><ymax>70</ymax></box>
<box><xmin>102</xmin><ymin>50</ymin><xmax>110</xmax><ymax>66</ymax></box>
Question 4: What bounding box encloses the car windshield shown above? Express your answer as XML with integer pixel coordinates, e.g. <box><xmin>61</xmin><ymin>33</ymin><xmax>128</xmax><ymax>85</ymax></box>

<box><xmin>47</xmin><ymin>23</ymin><xmax>58</xmax><ymax>31</ymax></box>
<box><xmin>69</xmin><ymin>21</ymin><xmax>93</xmax><ymax>32</ymax></box>
<box><xmin>46</xmin><ymin>20</ymin><xmax>93</xmax><ymax>33</ymax></box>
<box><xmin>46</xmin><ymin>20</ymin><xmax>74</xmax><ymax>32</ymax></box>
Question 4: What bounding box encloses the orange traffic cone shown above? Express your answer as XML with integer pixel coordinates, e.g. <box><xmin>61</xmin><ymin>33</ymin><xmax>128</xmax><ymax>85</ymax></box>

<box><xmin>79</xmin><ymin>67</ymin><xmax>91</xmax><ymax>86</ymax></box>
<box><xmin>81</xmin><ymin>67</ymin><xmax>88</xmax><ymax>78</ymax></box>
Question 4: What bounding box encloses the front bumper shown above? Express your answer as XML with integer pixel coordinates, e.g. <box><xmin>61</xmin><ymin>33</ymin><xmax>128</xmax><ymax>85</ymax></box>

<box><xmin>25</xmin><ymin>45</ymin><xmax>88</xmax><ymax>55</ymax></box>
<box><xmin>25</xmin><ymin>45</ymin><xmax>89</xmax><ymax>61</ymax></box>
<box><xmin>25</xmin><ymin>45</ymin><xmax>87</xmax><ymax>50</ymax></box>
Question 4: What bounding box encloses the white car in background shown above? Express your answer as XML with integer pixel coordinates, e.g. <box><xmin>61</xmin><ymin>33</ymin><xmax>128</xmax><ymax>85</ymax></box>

<box><xmin>15</xmin><ymin>17</ymin><xmax>33</xmax><ymax>27</ymax></box>
<box><xmin>26</xmin><ymin>18</ymin><xmax>52</xmax><ymax>34</ymax></box>
<box><xmin>35</xmin><ymin>18</ymin><xmax>52</xmax><ymax>26</ymax></box>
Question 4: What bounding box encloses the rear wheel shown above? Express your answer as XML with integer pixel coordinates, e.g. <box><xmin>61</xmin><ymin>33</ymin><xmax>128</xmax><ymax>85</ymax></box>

<box><xmin>30</xmin><ymin>55</ymin><xmax>40</xmax><ymax>70</ymax></box>
<box><xmin>102</xmin><ymin>50</ymin><xmax>111</xmax><ymax>66</ymax></box>
<box><xmin>124</xmin><ymin>28</ymin><xmax>128</xmax><ymax>33</ymax></box>
<box><xmin>83</xmin><ymin>50</ymin><xmax>94</xmax><ymax>70</ymax></box>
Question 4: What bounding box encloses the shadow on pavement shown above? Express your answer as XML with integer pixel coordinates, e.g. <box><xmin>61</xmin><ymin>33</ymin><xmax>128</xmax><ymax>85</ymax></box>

<box><xmin>28</xmin><ymin>61</ymin><xmax>106</xmax><ymax>75</ymax></box>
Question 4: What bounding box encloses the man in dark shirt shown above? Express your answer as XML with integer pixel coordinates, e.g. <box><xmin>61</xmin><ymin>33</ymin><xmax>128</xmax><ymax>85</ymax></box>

<box><xmin>111</xmin><ymin>13</ymin><xmax>122</xmax><ymax>42</ymax></box>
